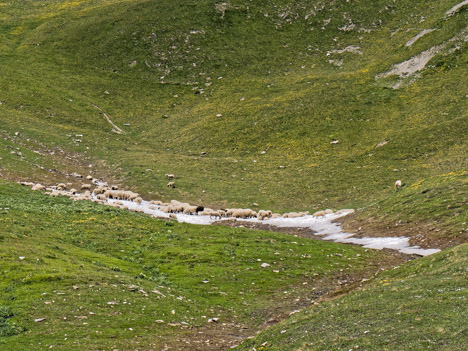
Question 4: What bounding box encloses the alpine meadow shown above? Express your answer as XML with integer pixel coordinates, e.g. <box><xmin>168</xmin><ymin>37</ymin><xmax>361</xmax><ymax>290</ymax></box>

<box><xmin>0</xmin><ymin>0</ymin><xmax>467</xmax><ymax>350</ymax></box>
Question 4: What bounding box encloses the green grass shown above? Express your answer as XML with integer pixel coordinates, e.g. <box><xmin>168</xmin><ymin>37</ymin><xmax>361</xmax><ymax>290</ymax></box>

<box><xmin>0</xmin><ymin>1</ymin><xmax>467</xmax><ymax>348</ymax></box>
<box><xmin>234</xmin><ymin>243</ymin><xmax>468</xmax><ymax>350</ymax></box>
<box><xmin>0</xmin><ymin>181</ymin><xmax>388</xmax><ymax>349</ymax></box>
<box><xmin>0</xmin><ymin>0</ymin><xmax>466</xmax><ymax>220</ymax></box>
<box><xmin>347</xmin><ymin>170</ymin><xmax>468</xmax><ymax>245</ymax></box>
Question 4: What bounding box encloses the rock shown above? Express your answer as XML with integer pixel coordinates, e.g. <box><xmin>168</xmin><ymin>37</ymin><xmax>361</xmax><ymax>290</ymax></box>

<box><xmin>375</xmin><ymin>140</ymin><xmax>388</xmax><ymax>148</ymax></box>
<box><xmin>34</xmin><ymin>318</ymin><xmax>46</xmax><ymax>323</ymax></box>
<box><xmin>261</xmin><ymin>263</ymin><xmax>271</xmax><ymax>268</ymax></box>
<box><xmin>330</xmin><ymin>140</ymin><xmax>340</xmax><ymax>144</ymax></box>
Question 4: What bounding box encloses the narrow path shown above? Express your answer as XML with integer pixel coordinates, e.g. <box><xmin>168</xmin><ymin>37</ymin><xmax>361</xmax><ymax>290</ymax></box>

<box><xmin>93</xmin><ymin>105</ymin><xmax>124</xmax><ymax>134</ymax></box>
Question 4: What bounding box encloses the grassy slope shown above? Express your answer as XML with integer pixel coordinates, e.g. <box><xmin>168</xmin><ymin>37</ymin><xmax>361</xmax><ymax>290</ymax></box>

<box><xmin>0</xmin><ymin>1</ymin><xmax>466</xmax><ymax>227</ymax></box>
<box><xmin>235</xmin><ymin>243</ymin><xmax>468</xmax><ymax>351</ymax></box>
<box><xmin>343</xmin><ymin>170</ymin><xmax>468</xmax><ymax>247</ymax></box>
<box><xmin>0</xmin><ymin>182</ymin><xmax>389</xmax><ymax>350</ymax></box>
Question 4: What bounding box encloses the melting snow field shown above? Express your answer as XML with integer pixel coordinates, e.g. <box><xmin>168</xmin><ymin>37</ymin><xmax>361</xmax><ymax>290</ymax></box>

<box><xmin>107</xmin><ymin>198</ymin><xmax>441</xmax><ymax>256</ymax></box>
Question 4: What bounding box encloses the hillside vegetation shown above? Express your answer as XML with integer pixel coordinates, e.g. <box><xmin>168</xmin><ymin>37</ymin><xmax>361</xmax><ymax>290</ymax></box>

<box><xmin>235</xmin><ymin>243</ymin><xmax>468</xmax><ymax>350</ymax></box>
<box><xmin>0</xmin><ymin>1</ymin><xmax>467</xmax><ymax>349</ymax></box>
<box><xmin>0</xmin><ymin>182</ymin><xmax>394</xmax><ymax>350</ymax></box>
<box><xmin>0</xmin><ymin>1</ymin><xmax>466</xmax><ymax>220</ymax></box>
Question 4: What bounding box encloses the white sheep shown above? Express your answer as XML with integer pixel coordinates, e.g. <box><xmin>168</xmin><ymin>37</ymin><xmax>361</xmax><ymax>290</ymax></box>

<box><xmin>199</xmin><ymin>208</ymin><xmax>220</xmax><ymax>218</ymax></box>
<box><xmin>312</xmin><ymin>209</ymin><xmax>334</xmax><ymax>217</ymax></box>
<box><xmin>160</xmin><ymin>205</ymin><xmax>174</xmax><ymax>213</ymax></box>
<box><xmin>134</xmin><ymin>197</ymin><xmax>143</xmax><ymax>204</ymax></box>
<box><xmin>183</xmin><ymin>205</ymin><xmax>199</xmax><ymax>215</ymax></box>
<box><xmin>165</xmin><ymin>174</ymin><xmax>175</xmax><ymax>179</ymax></box>
<box><xmin>232</xmin><ymin>209</ymin><xmax>254</xmax><ymax>218</ymax></box>
<box><xmin>32</xmin><ymin>183</ymin><xmax>45</xmax><ymax>191</ymax></box>
<box><xmin>271</xmin><ymin>213</ymin><xmax>282</xmax><ymax>218</ymax></box>
<box><xmin>167</xmin><ymin>182</ymin><xmax>175</xmax><ymax>188</ymax></box>
<box><xmin>224</xmin><ymin>208</ymin><xmax>238</xmax><ymax>217</ymax></box>
<box><xmin>257</xmin><ymin>210</ymin><xmax>272</xmax><ymax>220</ymax></box>
<box><xmin>81</xmin><ymin>184</ymin><xmax>92</xmax><ymax>191</ymax></box>
<box><xmin>335</xmin><ymin>209</ymin><xmax>355</xmax><ymax>215</ymax></box>
<box><xmin>395</xmin><ymin>180</ymin><xmax>402</xmax><ymax>190</ymax></box>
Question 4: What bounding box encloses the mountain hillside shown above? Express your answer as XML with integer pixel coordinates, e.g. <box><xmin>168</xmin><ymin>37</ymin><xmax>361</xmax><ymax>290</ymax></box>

<box><xmin>1</xmin><ymin>1</ymin><xmax>466</xmax><ymax>206</ymax></box>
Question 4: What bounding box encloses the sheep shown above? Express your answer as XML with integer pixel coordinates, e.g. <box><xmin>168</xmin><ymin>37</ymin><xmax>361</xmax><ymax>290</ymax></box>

<box><xmin>19</xmin><ymin>181</ymin><xmax>35</xmax><ymax>187</ymax></box>
<box><xmin>335</xmin><ymin>209</ymin><xmax>355</xmax><ymax>215</ymax></box>
<box><xmin>56</xmin><ymin>183</ymin><xmax>66</xmax><ymax>190</ymax></box>
<box><xmin>134</xmin><ymin>197</ymin><xmax>143</xmax><ymax>204</ymax></box>
<box><xmin>81</xmin><ymin>184</ymin><xmax>92</xmax><ymax>191</ymax></box>
<box><xmin>96</xmin><ymin>194</ymin><xmax>106</xmax><ymax>201</ymax></box>
<box><xmin>32</xmin><ymin>183</ymin><xmax>45</xmax><ymax>191</ymax></box>
<box><xmin>114</xmin><ymin>201</ymin><xmax>124</xmax><ymax>206</ymax></box>
<box><xmin>232</xmin><ymin>209</ymin><xmax>254</xmax><ymax>218</ymax></box>
<box><xmin>395</xmin><ymin>180</ymin><xmax>402</xmax><ymax>190</ymax></box>
<box><xmin>160</xmin><ymin>205</ymin><xmax>174</xmax><ymax>213</ymax></box>
<box><xmin>165</xmin><ymin>174</ymin><xmax>175</xmax><ymax>179</ymax></box>
<box><xmin>312</xmin><ymin>209</ymin><xmax>334</xmax><ymax>217</ymax></box>
<box><xmin>298</xmin><ymin>211</ymin><xmax>310</xmax><ymax>216</ymax></box>
<box><xmin>104</xmin><ymin>190</ymin><xmax>139</xmax><ymax>201</ymax></box>
<box><xmin>183</xmin><ymin>205</ymin><xmax>199</xmax><ymax>215</ymax></box>
<box><xmin>167</xmin><ymin>182</ymin><xmax>175</xmax><ymax>188</ymax></box>
<box><xmin>283</xmin><ymin>212</ymin><xmax>296</xmax><ymax>218</ymax></box>
<box><xmin>69</xmin><ymin>188</ymin><xmax>77</xmax><ymax>195</ymax></box>
<box><xmin>86</xmin><ymin>175</ymin><xmax>93</xmax><ymax>180</ymax></box>
<box><xmin>171</xmin><ymin>202</ymin><xmax>191</xmax><ymax>213</ymax></box>
<box><xmin>169</xmin><ymin>213</ymin><xmax>177</xmax><ymax>219</ymax></box>
<box><xmin>94</xmin><ymin>186</ymin><xmax>106</xmax><ymax>195</ymax></box>
<box><xmin>199</xmin><ymin>208</ymin><xmax>219</xmax><ymax>218</ymax></box>
<box><xmin>224</xmin><ymin>208</ymin><xmax>238</xmax><ymax>217</ymax></box>
<box><xmin>111</xmin><ymin>185</ymin><xmax>119</xmax><ymax>190</ymax></box>
<box><xmin>150</xmin><ymin>200</ymin><xmax>164</xmax><ymax>206</ymax></box>
<box><xmin>257</xmin><ymin>210</ymin><xmax>272</xmax><ymax>220</ymax></box>
<box><xmin>271</xmin><ymin>213</ymin><xmax>282</xmax><ymax>218</ymax></box>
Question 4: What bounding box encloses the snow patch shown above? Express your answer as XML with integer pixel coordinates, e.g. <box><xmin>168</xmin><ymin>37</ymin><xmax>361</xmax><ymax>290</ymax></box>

<box><xmin>107</xmin><ymin>198</ymin><xmax>440</xmax><ymax>256</ymax></box>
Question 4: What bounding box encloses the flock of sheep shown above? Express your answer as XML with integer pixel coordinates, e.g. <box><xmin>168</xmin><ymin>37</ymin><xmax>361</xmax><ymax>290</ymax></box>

<box><xmin>19</xmin><ymin>177</ymin><xmax>356</xmax><ymax>221</ymax></box>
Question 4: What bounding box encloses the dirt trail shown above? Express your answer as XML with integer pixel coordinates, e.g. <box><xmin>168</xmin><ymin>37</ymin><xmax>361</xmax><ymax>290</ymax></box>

<box><xmin>93</xmin><ymin>104</ymin><xmax>124</xmax><ymax>134</ymax></box>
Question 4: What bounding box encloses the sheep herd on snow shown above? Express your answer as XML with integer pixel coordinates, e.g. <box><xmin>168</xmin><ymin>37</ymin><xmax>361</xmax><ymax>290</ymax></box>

<box><xmin>19</xmin><ymin>177</ymin><xmax>356</xmax><ymax>221</ymax></box>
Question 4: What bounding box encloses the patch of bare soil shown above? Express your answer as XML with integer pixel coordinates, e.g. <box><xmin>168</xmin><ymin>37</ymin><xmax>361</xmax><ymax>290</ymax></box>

<box><xmin>213</xmin><ymin>220</ymin><xmax>323</xmax><ymax>240</ymax></box>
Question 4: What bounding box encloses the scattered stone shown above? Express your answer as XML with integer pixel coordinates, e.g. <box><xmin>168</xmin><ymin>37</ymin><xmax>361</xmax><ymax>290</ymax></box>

<box><xmin>330</xmin><ymin>140</ymin><xmax>340</xmax><ymax>144</ymax></box>
<box><xmin>261</xmin><ymin>263</ymin><xmax>271</xmax><ymax>268</ymax></box>
<box><xmin>34</xmin><ymin>318</ymin><xmax>46</xmax><ymax>323</ymax></box>
<box><xmin>375</xmin><ymin>140</ymin><xmax>388</xmax><ymax>148</ymax></box>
